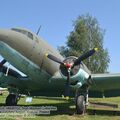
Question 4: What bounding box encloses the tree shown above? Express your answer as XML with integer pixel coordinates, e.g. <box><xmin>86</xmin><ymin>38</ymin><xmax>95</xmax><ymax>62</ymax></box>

<box><xmin>58</xmin><ymin>14</ymin><xmax>110</xmax><ymax>73</ymax></box>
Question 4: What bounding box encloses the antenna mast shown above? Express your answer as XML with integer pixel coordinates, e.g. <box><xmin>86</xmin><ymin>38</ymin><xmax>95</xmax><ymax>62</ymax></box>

<box><xmin>36</xmin><ymin>25</ymin><xmax>41</xmax><ymax>35</ymax></box>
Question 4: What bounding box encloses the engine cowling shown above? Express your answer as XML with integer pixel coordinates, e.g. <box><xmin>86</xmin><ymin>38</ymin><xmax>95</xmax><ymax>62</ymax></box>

<box><xmin>59</xmin><ymin>56</ymin><xmax>91</xmax><ymax>86</ymax></box>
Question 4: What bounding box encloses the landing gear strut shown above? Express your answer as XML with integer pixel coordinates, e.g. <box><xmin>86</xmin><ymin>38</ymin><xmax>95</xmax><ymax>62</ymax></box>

<box><xmin>6</xmin><ymin>94</ymin><xmax>18</xmax><ymax>106</ymax></box>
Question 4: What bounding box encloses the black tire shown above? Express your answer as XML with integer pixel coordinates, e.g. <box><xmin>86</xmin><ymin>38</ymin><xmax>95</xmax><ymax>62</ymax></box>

<box><xmin>6</xmin><ymin>94</ymin><xmax>17</xmax><ymax>106</ymax></box>
<box><xmin>76</xmin><ymin>95</ymin><xmax>85</xmax><ymax>114</ymax></box>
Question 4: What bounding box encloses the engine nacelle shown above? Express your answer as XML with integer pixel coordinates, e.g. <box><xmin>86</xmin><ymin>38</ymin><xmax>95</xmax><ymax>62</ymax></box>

<box><xmin>59</xmin><ymin>56</ymin><xmax>91</xmax><ymax>86</ymax></box>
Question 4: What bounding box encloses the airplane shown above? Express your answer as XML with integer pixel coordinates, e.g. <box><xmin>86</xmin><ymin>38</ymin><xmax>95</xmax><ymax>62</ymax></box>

<box><xmin>0</xmin><ymin>27</ymin><xmax>119</xmax><ymax>114</ymax></box>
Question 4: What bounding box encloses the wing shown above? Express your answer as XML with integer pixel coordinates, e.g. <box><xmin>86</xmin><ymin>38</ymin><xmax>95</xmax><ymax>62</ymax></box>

<box><xmin>91</xmin><ymin>73</ymin><xmax>120</xmax><ymax>91</ymax></box>
<box><xmin>0</xmin><ymin>72</ymin><xmax>28</xmax><ymax>88</ymax></box>
<box><xmin>0</xmin><ymin>63</ymin><xmax>29</xmax><ymax>90</ymax></box>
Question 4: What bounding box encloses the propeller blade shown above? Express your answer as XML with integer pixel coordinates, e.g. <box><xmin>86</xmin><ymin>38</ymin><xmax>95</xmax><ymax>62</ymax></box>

<box><xmin>64</xmin><ymin>70</ymin><xmax>70</xmax><ymax>97</ymax></box>
<box><xmin>0</xmin><ymin>59</ymin><xmax>6</xmax><ymax>67</ymax></box>
<box><xmin>46</xmin><ymin>54</ymin><xmax>64</xmax><ymax>65</ymax></box>
<box><xmin>73</xmin><ymin>48</ymin><xmax>98</xmax><ymax>66</ymax></box>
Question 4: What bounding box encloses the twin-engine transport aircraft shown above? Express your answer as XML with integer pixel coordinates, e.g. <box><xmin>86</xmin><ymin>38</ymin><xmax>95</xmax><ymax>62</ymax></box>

<box><xmin>0</xmin><ymin>27</ymin><xmax>120</xmax><ymax>114</ymax></box>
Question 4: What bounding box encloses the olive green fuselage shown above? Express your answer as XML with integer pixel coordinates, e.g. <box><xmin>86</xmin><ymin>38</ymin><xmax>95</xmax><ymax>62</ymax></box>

<box><xmin>0</xmin><ymin>28</ymin><xmax>67</xmax><ymax>96</ymax></box>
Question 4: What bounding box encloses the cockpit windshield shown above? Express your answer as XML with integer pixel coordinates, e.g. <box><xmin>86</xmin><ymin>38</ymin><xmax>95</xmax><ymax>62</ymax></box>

<box><xmin>11</xmin><ymin>28</ymin><xmax>33</xmax><ymax>40</ymax></box>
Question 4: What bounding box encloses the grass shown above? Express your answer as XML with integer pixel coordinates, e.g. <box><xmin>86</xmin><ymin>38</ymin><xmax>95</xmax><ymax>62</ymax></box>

<box><xmin>0</xmin><ymin>91</ymin><xmax>120</xmax><ymax>120</ymax></box>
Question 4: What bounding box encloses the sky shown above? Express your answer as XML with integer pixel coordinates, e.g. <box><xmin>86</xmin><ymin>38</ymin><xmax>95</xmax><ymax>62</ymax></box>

<box><xmin>0</xmin><ymin>0</ymin><xmax>120</xmax><ymax>73</ymax></box>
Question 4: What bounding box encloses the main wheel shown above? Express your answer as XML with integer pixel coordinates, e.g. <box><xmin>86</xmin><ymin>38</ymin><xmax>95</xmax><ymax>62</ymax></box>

<box><xmin>6</xmin><ymin>94</ymin><xmax>17</xmax><ymax>106</ymax></box>
<box><xmin>76</xmin><ymin>95</ymin><xmax>85</xmax><ymax>114</ymax></box>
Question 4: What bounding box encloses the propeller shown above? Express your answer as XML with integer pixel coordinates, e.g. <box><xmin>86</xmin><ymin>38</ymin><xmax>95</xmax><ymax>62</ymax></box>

<box><xmin>64</xmin><ymin>68</ymin><xmax>70</xmax><ymax>98</ymax></box>
<box><xmin>46</xmin><ymin>53</ymin><xmax>64</xmax><ymax>65</ymax></box>
<box><xmin>46</xmin><ymin>48</ymin><xmax>98</xmax><ymax>98</ymax></box>
<box><xmin>73</xmin><ymin>48</ymin><xmax>98</xmax><ymax>67</ymax></box>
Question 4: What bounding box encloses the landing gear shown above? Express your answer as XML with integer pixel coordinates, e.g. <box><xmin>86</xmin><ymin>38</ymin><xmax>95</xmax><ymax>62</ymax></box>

<box><xmin>75</xmin><ymin>86</ymin><xmax>89</xmax><ymax>114</ymax></box>
<box><xmin>6</xmin><ymin>94</ymin><xmax>18</xmax><ymax>106</ymax></box>
<box><xmin>76</xmin><ymin>95</ymin><xmax>85</xmax><ymax>114</ymax></box>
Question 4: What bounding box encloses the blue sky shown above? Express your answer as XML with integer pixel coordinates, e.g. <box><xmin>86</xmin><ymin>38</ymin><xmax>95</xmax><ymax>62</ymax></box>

<box><xmin>0</xmin><ymin>0</ymin><xmax>120</xmax><ymax>73</ymax></box>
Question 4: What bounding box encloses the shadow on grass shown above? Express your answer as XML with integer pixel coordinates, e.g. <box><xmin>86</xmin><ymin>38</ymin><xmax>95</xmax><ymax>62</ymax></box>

<box><xmin>0</xmin><ymin>103</ymin><xmax>6</xmax><ymax>106</ymax></box>
<box><xmin>19</xmin><ymin>102</ymin><xmax>120</xmax><ymax>116</ymax></box>
<box><xmin>87</xmin><ymin>108</ymin><xmax>120</xmax><ymax>116</ymax></box>
<box><xmin>19</xmin><ymin>101</ymin><xmax>120</xmax><ymax>116</ymax></box>
<box><xmin>19</xmin><ymin>100</ymin><xmax>75</xmax><ymax>116</ymax></box>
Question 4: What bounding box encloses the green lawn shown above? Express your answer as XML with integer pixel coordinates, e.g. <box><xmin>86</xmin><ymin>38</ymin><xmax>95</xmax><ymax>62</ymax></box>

<box><xmin>0</xmin><ymin>91</ymin><xmax>120</xmax><ymax>120</ymax></box>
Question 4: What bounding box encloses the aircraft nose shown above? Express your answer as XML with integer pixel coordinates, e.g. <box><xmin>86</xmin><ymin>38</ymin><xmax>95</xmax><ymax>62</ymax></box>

<box><xmin>0</xmin><ymin>29</ymin><xmax>9</xmax><ymax>42</ymax></box>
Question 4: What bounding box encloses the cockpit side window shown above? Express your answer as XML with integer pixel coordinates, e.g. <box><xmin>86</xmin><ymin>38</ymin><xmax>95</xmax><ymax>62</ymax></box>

<box><xmin>11</xmin><ymin>28</ymin><xmax>33</xmax><ymax>40</ymax></box>
<box><xmin>28</xmin><ymin>32</ymin><xmax>33</xmax><ymax>40</ymax></box>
